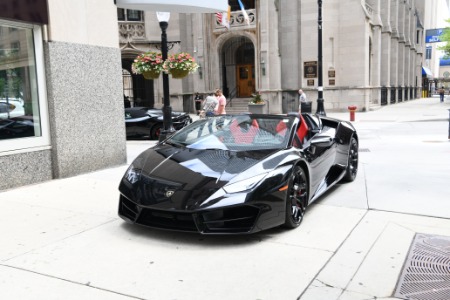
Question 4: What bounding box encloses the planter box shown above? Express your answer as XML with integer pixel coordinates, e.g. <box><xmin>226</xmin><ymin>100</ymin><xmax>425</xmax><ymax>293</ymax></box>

<box><xmin>248</xmin><ymin>103</ymin><xmax>266</xmax><ymax>114</ymax></box>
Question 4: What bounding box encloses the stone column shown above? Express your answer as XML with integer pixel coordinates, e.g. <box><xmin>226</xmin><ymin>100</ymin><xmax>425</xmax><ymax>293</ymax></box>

<box><xmin>263</xmin><ymin>0</ymin><xmax>282</xmax><ymax>113</ymax></box>
<box><xmin>372</xmin><ymin>25</ymin><xmax>382</xmax><ymax>105</ymax></box>
<box><xmin>380</xmin><ymin>0</ymin><xmax>391</xmax><ymax>104</ymax></box>
<box><xmin>390</xmin><ymin>0</ymin><xmax>399</xmax><ymax>103</ymax></box>
<box><xmin>404</xmin><ymin>2</ymin><xmax>411</xmax><ymax>100</ymax></box>
<box><xmin>397</xmin><ymin>0</ymin><xmax>406</xmax><ymax>101</ymax></box>
<box><xmin>370</xmin><ymin>0</ymin><xmax>382</xmax><ymax>106</ymax></box>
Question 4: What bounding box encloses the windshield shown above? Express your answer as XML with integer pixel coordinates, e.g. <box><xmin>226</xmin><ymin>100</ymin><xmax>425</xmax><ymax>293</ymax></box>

<box><xmin>167</xmin><ymin>114</ymin><xmax>295</xmax><ymax>151</ymax></box>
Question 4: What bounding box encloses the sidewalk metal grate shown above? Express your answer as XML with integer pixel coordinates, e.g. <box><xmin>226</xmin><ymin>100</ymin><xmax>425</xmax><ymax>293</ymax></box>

<box><xmin>394</xmin><ymin>233</ymin><xmax>450</xmax><ymax>300</ymax></box>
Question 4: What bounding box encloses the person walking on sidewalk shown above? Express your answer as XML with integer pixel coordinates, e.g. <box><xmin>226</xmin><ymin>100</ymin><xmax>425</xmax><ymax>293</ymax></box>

<box><xmin>201</xmin><ymin>94</ymin><xmax>218</xmax><ymax>118</ymax></box>
<box><xmin>215</xmin><ymin>89</ymin><xmax>227</xmax><ymax>115</ymax></box>
<box><xmin>298</xmin><ymin>89</ymin><xmax>307</xmax><ymax>112</ymax></box>
<box><xmin>438</xmin><ymin>86</ymin><xmax>445</xmax><ymax>102</ymax></box>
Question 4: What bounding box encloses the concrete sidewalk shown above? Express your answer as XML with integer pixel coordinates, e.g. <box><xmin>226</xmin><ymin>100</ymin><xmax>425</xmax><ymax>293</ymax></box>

<box><xmin>0</xmin><ymin>97</ymin><xmax>449</xmax><ymax>300</ymax></box>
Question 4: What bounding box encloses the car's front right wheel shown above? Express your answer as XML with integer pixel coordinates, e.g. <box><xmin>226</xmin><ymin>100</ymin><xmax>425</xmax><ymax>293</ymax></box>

<box><xmin>342</xmin><ymin>135</ymin><xmax>358</xmax><ymax>182</ymax></box>
<box><xmin>284</xmin><ymin>165</ymin><xmax>308</xmax><ymax>228</ymax></box>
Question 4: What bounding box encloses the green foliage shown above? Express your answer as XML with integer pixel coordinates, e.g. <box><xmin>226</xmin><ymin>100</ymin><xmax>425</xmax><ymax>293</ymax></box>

<box><xmin>437</xmin><ymin>19</ymin><xmax>450</xmax><ymax>58</ymax></box>
<box><xmin>250</xmin><ymin>91</ymin><xmax>264</xmax><ymax>104</ymax></box>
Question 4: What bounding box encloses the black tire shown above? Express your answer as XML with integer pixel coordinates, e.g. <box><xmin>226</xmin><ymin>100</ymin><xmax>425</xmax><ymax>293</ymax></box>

<box><xmin>150</xmin><ymin>124</ymin><xmax>162</xmax><ymax>140</ymax></box>
<box><xmin>284</xmin><ymin>165</ymin><xmax>308</xmax><ymax>228</ymax></box>
<box><xmin>342</xmin><ymin>135</ymin><xmax>358</xmax><ymax>182</ymax></box>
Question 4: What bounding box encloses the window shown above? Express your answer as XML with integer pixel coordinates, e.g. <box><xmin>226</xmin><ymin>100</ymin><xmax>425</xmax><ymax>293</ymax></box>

<box><xmin>0</xmin><ymin>20</ymin><xmax>49</xmax><ymax>152</ymax></box>
<box><xmin>229</xmin><ymin>0</ymin><xmax>255</xmax><ymax>11</ymax></box>
<box><xmin>10</xmin><ymin>41</ymin><xmax>20</xmax><ymax>51</ymax></box>
<box><xmin>426</xmin><ymin>46</ymin><xmax>432</xmax><ymax>60</ymax></box>
<box><xmin>117</xmin><ymin>8</ymin><xmax>143</xmax><ymax>22</ymax></box>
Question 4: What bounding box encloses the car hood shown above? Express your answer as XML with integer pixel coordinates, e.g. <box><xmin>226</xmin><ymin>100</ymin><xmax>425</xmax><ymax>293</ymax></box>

<box><xmin>120</xmin><ymin>144</ymin><xmax>282</xmax><ymax>210</ymax></box>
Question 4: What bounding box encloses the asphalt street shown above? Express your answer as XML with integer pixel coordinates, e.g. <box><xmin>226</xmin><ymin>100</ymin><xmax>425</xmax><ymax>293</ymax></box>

<box><xmin>0</xmin><ymin>97</ymin><xmax>449</xmax><ymax>300</ymax></box>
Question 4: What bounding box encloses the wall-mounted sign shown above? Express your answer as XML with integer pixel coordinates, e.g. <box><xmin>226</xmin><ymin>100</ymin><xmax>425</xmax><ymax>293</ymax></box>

<box><xmin>328</xmin><ymin>70</ymin><xmax>336</xmax><ymax>78</ymax></box>
<box><xmin>304</xmin><ymin>61</ymin><xmax>317</xmax><ymax>78</ymax></box>
<box><xmin>307</xmin><ymin>79</ymin><xmax>315</xmax><ymax>86</ymax></box>
<box><xmin>425</xmin><ymin>28</ymin><xmax>444</xmax><ymax>43</ymax></box>
<box><xmin>329</xmin><ymin>79</ymin><xmax>335</xmax><ymax>86</ymax></box>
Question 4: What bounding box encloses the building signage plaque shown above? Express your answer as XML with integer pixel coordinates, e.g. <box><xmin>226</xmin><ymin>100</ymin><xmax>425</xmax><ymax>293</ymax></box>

<box><xmin>304</xmin><ymin>61</ymin><xmax>317</xmax><ymax>78</ymax></box>
<box><xmin>307</xmin><ymin>79</ymin><xmax>315</xmax><ymax>86</ymax></box>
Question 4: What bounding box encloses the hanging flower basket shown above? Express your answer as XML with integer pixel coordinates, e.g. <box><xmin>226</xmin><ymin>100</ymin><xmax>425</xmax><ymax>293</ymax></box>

<box><xmin>163</xmin><ymin>52</ymin><xmax>198</xmax><ymax>79</ymax></box>
<box><xmin>142</xmin><ymin>70</ymin><xmax>161</xmax><ymax>80</ymax></box>
<box><xmin>170</xmin><ymin>69</ymin><xmax>190</xmax><ymax>79</ymax></box>
<box><xmin>131</xmin><ymin>51</ymin><xmax>164</xmax><ymax>79</ymax></box>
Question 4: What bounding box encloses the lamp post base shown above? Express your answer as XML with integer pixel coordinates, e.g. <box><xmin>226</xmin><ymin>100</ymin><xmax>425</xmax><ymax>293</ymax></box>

<box><xmin>158</xmin><ymin>128</ymin><xmax>176</xmax><ymax>142</ymax></box>
<box><xmin>159</xmin><ymin>105</ymin><xmax>175</xmax><ymax>142</ymax></box>
<box><xmin>316</xmin><ymin>98</ymin><xmax>326</xmax><ymax>116</ymax></box>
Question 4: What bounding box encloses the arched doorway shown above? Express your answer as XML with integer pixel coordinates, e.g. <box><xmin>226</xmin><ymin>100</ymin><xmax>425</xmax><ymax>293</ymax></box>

<box><xmin>236</xmin><ymin>42</ymin><xmax>255</xmax><ymax>97</ymax></box>
<box><xmin>220</xmin><ymin>36</ymin><xmax>255</xmax><ymax>98</ymax></box>
<box><xmin>121</xmin><ymin>57</ymin><xmax>155</xmax><ymax>108</ymax></box>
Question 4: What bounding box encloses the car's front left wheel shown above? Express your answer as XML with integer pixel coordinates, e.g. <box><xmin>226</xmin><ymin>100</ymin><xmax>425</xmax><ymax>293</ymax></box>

<box><xmin>284</xmin><ymin>165</ymin><xmax>308</xmax><ymax>228</ymax></box>
<box><xmin>150</xmin><ymin>124</ymin><xmax>162</xmax><ymax>140</ymax></box>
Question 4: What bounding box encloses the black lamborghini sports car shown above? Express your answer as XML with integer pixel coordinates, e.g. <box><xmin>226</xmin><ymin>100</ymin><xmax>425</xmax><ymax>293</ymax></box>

<box><xmin>125</xmin><ymin>107</ymin><xmax>192</xmax><ymax>140</ymax></box>
<box><xmin>118</xmin><ymin>113</ymin><xmax>358</xmax><ymax>234</ymax></box>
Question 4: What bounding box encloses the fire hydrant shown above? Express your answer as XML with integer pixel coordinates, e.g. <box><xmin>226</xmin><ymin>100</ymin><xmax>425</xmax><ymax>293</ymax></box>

<box><xmin>348</xmin><ymin>105</ymin><xmax>357</xmax><ymax>122</ymax></box>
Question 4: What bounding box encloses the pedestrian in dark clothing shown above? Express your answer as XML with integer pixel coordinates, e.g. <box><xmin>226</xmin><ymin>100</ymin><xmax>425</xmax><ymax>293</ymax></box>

<box><xmin>439</xmin><ymin>86</ymin><xmax>445</xmax><ymax>102</ymax></box>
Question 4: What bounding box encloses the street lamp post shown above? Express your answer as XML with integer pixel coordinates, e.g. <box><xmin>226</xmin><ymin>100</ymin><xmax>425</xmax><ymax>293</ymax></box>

<box><xmin>157</xmin><ymin>12</ymin><xmax>175</xmax><ymax>141</ymax></box>
<box><xmin>316</xmin><ymin>0</ymin><xmax>326</xmax><ymax>116</ymax></box>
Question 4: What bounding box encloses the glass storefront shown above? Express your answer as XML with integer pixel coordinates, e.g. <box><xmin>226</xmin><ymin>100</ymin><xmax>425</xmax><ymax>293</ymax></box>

<box><xmin>0</xmin><ymin>20</ymin><xmax>49</xmax><ymax>151</ymax></box>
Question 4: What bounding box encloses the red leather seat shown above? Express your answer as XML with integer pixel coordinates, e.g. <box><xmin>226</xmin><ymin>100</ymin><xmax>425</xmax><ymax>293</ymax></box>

<box><xmin>229</xmin><ymin>119</ymin><xmax>259</xmax><ymax>144</ymax></box>
<box><xmin>297</xmin><ymin>115</ymin><xmax>309</xmax><ymax>143</ymax></box>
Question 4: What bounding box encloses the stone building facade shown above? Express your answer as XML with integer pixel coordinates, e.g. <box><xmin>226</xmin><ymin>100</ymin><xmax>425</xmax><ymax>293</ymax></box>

<box><xmin>0</xmin><ymin>0</ymin><xmax>126</xmax><ymax>190</ymax></box>
<box><xmin>120</xmin><ymin>0</ymin><xmax>426</xmax><ymax>113</ymax></box>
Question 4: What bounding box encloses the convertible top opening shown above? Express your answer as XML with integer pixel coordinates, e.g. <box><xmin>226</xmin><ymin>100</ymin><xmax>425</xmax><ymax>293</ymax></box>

<box><xmin>168</xmin><ymin>114</ymin><xmax>296</xmax><ymax>151</ymax></box>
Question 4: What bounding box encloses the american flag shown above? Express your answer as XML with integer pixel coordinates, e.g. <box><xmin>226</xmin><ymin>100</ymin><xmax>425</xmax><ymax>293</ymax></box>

<box><xmin>215</xmin><ymin>12</ymin><xmax>223</xmax><ymax>24</ymax></box>
<box><xmin>216</xmin><ymin>6</ymin><xmax>231</xmax><ymax>29</ymax></box>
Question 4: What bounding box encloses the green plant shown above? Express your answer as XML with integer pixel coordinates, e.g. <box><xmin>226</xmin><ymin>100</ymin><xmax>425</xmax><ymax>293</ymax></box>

<box><xmin>250</xmin><ymin>91</ymin><xmax>264</xmax><ymax>104</ymax></box>
<box><xmin>131</xmin><ymin>52</ymin><xmax>164</xmax><ymax>74</ymax></box>
<box><xmin>163</xmin><ymin>52</ymin><xmax>198</xmax><ymax>74</ymax></box>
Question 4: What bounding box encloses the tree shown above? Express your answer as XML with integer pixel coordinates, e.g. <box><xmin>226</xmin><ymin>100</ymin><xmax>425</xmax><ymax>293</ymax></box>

<box><xmin>438</xmin><ymin>19</ymin><xmax>450</xmax><ymax>58</ymax></box>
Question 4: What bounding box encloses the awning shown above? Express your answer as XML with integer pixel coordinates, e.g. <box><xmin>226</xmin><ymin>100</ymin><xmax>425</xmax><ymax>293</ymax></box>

<box><xmin>115</xmin><ymin>0</ymin><xmax>228</xmax><ymax>13</ymax></box>
<box><xmin>422</xmin><ymin>67</ymin><xmax>433</xmax><ymax>78</ymax></box>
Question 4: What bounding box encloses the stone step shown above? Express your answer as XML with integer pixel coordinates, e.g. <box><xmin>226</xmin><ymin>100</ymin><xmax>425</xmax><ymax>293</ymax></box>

<box><xmin>225</xmin><ymin>98</ymin><xmax>251</xmax><ymax>114</ymax></box>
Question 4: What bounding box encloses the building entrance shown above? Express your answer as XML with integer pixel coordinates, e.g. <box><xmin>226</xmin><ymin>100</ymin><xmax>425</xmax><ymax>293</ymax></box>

<box><xmin>220</xmin><ymin>36</ymin><xmax>255</xmax><ymax>99</ymax></box>
<box><xmin>237</xmin><ymin>64</ymin><xmax>255</xmax><ymax>97</ymax></box>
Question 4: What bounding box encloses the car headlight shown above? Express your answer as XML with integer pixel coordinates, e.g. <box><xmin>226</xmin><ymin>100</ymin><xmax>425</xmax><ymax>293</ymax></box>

<box><xmin>125</xmin><ymin>164</ymin><xmax>140</xmax><ymax>184</ymax></box>
<box><xmin>223</xmin><ymin>173</ymin><xmax>268</xmax><ymax>194</ymax></box>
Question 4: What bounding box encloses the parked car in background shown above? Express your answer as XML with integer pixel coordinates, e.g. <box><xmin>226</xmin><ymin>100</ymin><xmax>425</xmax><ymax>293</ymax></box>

<box><xmin>118</xmin><ymin>113</ymin><xmax>359</xmax><ymax>234</ymax></box>
<box><xmin>0</xmin><ymin>98</ymin><xmax>25</xmax><ymax>119</ymax></box>
<box><xmin>0</xmin><ymin>116</ymin><xmax>35</xmax><ymax>139</ymax></box>
<box><xmin>125</xmin><ymin>107</ymin><xmax>192</xmax><ymax>140</ymax></box>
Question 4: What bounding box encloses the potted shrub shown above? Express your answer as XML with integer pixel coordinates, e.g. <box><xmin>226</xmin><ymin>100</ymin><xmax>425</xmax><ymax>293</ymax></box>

<box><xmin>248</xmin><ymin>91</ymin><xmax>267</xmax><ymax>114</ymax></box>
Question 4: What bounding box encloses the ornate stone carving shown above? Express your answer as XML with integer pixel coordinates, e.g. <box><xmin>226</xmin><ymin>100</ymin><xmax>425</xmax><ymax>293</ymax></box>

<box><xmin>214</xmin><ymin>9</ymin><xmax>256</xmax><ymax>31</ymax></box>
<box><xmin>119</xmin><ymin>22</ymin><xmax>146</xmax><ymax>43</ymax></box>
